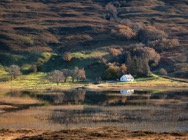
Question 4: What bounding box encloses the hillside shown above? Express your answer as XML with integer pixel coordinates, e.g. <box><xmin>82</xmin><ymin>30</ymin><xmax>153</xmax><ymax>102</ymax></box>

<box><xmin>0</xmin><ymin>0</ymin><xmax>188</xmax><ymax>79</ymax></box>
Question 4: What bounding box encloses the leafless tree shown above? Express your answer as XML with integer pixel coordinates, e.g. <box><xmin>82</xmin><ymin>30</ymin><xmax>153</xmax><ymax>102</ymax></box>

<box><xmin>71</xmin><ymin>67</ymin><xmax>79</xmax><ymax>82</ymax></box>
<box><xmin>62</xmin><ymin>69</ymin><xmax>71</xmax><ymax>82</ymax></box>
<box><xmin>8</xmin><ymin>65</ymin><xmax>22</xmax><ymax>79</ymax></box>
<box><xmin>48</xmin><ymin>70</ymin><xmax>65</xmax><ymax>85</ymax></box>
<box><xmin>78</xmin><ymin>68</ymin><xmax>86</xmax><ymax>81</ymax></box>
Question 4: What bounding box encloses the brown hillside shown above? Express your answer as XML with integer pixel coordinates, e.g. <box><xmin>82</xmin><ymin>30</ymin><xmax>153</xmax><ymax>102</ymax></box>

<box><xmin>0</xmin><ymin>0</ymin><xmax>187</xmax><ymax>77</ymax></box>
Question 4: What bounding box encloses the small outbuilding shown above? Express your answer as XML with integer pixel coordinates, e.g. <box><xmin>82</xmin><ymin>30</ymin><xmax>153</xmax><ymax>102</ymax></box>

<box><xmin>120</xmin><ymin>74</ymin><xmax>134</xmax><ymax>82</ymax></box>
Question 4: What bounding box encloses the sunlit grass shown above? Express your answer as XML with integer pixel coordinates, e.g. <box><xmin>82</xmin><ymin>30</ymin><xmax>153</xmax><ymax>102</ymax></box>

<box><xmin>0</xmin><ymin>65</ymin><xmax>9</xmax><ymax>82</ymax></box>
<box><xmin>0</xmin><ymin>69</ymin><xmax>187</xmax><ymax>90</ymax></box>
<box><xmin>41</xmin><ymin>52</ymin><xmax>53</xmax><ymax>62</ymax></box>
<box><xmin>0</xmin><ymin>72</ymin><xmax>84</xmax><ymax>90</ymax></box>
<box><xmin>72</xmin><ymin>50</ymin><xmax>108</xmax><ymax>59</ymax></box>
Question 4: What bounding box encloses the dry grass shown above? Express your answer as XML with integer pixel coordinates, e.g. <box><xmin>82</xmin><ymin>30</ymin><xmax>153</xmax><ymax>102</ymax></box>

<box><xmin>0</xmin><ymin>127</ymin><xmax>187</xmax><ymax>140</ymax></box>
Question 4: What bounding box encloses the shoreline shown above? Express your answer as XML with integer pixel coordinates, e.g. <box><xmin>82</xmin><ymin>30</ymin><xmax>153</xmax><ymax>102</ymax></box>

<box><xmin>0</xmin><ymin>73</ymin><xmax>188</xmax><ymax>92</ymax></box>
<box><xmin>1</xmin><ymin>82</ymin><xmax>188</xmax><ymax>92</ymax></box>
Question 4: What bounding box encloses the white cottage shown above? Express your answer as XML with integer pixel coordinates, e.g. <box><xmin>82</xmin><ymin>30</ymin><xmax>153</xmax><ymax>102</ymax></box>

<box><xmin>120</xmin><ymin>74</ymin><xmax>134</xmax><ymax>82</ymax></box>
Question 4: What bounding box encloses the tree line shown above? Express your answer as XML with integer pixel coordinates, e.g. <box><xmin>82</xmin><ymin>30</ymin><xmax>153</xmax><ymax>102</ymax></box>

<box><xmin>7</xmin><ymin>65</ymin><xmax>86</xmax><ymax>85</ymax></box>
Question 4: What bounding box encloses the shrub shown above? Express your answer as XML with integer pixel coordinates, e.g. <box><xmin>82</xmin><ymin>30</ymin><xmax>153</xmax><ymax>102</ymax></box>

<box><xmin>34</xmin><ymin>58</ymin><xmax>45</xmax><ymax>71</ymax></box>
<box><xmin>109</xmin><ymin>48</ymin><xmax>123</xmax><ymax>57</ymax></box>
<box><xmin>159</xmin><ymin>68</ymin><xmax>168</xmax><ymax>76</ymax></box>
<box><xmin>138</xmin><ymin>25</ymin><xmax>167</xmax><ymax>43</ymax></box>
<box><xmin>105</xmin><ymin>3</ymin><xmax>118</xmax><ymax>19</ymax></box>
<box><xmin>30</xmin><ymin>64</ymin><xmax>37</xmax><ymax>73</ymax></box>
<box><xmin>140</xmin><ymin>47</ymin><xmax>161</xmax><ymax>66</ymax></box>
<box><xmin>120</xmin><ymin>19</ymin><xmax>144</xmax><ymax>33</ymax></box>
<box><xmin>103</xmin><ymin>64</ymin><xmax>127</xmax><ymax>80</ymax></box>
<box><xmin>103</xmin><ymin>65</ymin><xmax>120</xmax><ymax>80</ymax></box>
<box><xmin>63</xmin><ymin>52</ymin><xmax>72</xmax><ymax>62</ymax></box>
<box><xmin>148</xmin><ymin>38</ymin><xmax>180</xmax><ymax>52</ymax></box>
<box><xmin>111</xmin><ymin>25</ymin><xmax>136</xmax><ymax>39</ymax></box>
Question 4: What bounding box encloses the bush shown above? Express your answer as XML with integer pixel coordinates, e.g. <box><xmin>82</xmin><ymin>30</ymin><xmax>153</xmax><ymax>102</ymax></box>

<box><xmin>63</xmin><ymin>52</ymin><xmax>72</xmax><ymax>62</ymax></box>
<box><xmin>111</xmin><ymin>25</ymin><xmax>136</xmax><ymax>39</ymax></box>
<box><xmin>148</xmin><ymin>38</ymin><xmax>180</xmax><ymax>51</ymax></box>
<box><xmin>103</xmin><ymin>64</ymin><xmax>127</xmax><ymax>80</ymax></box>
<box><xmin>105</xmin><ymin>2</ymin><xmax>118</xmax><ymax>19</ymax></box>
<box><xmin>109</xmin><ymin>48</ymin><xmax>123</xmax><ymax>57</ymax></box>
<box><xmin>159</xmin><ymin>68</ymin><xmax>168</xmax><ymax>76</ymax></box>
<box><xmin>120</xmin><ymin>19</ymin><xmax>144</xmax><ymax>33</ymax></box>
<box><xmin>138</xmin><ymin>25</ymin><xmax>167</xmax><ymax>43</ymax></box>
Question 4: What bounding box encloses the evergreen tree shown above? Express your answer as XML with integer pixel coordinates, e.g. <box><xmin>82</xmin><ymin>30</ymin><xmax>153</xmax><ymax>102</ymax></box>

<box><xmin>142</xmin><ymin>58</ymin><xmax>151</xmax><ymax>76</ymax></box>
<box><xmin>126</xmin><ymin>52</ymin><xmax>133</xmax><ymax>74</ymax></box>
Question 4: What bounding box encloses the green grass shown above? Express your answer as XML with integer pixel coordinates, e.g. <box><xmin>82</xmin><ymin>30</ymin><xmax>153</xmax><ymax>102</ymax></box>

<box><xmin>0</xmin><ymin>72</ymin><xmax>85</xmax><ymax>90</ymax></box>
<box><xmin>135</xmin><ymin>74</ymin><xmax>160</xmax><ymax>82</ymax></box>
<box><xmin>116</xmin><ymin>74</ymin><xmax>188</xmax><ymax>89</ymax></box>
<box><xmin>0</xmin><ymin>71</ymin><xmax>186</xmax><ymax>91</ymax></box>
<box><xmin>41</xmin><ymin>52</ymin><xmax>53</xmax><ymax>62</ymax></box>
<box><xmin>72</xmin><ymin>50</ymin><xmax>108</xmax><ymax>59</ymax></box>
<box><xmin>0</xmin><ymin>65</ymin><xmax>9</xmax><ymax>81</ymax></box>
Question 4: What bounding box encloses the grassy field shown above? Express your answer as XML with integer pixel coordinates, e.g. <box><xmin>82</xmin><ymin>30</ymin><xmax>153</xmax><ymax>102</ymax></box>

<box><xmin>0</xmin><ymin>64</ymin><xmax>187</xmax><ymax>91</ymax></box>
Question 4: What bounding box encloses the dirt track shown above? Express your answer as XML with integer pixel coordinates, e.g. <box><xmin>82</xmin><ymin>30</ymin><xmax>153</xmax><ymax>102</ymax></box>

<box><xmin>0</xmin><ymin>127</ymin><xmax>187</xmax><ymax>140</ymax></box>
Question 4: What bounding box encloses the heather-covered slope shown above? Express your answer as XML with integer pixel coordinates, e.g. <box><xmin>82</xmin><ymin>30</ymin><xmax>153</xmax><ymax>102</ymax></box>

<box><xmin>0</xmin><ymin>0</ymin><xmax>187</xmax><ymax>78</ymax></box>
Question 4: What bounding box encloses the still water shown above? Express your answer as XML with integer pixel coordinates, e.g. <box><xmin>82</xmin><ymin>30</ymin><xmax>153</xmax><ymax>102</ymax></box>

<box><xmin>0</xmin><ymin>89</ymin><xmax>187</xmax><ymax>132</ymax></box>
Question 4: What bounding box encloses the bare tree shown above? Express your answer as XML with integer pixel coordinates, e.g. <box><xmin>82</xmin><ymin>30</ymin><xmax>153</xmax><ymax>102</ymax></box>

<box><xmin>62</xmin><ymin>69</ymin><xmax>71</xmax><ymax>82</ymax></box>
<box><xmin>8</xmin><ymin>65</ymin><xmax>22</xmax><ymax>79</ymax></box>
<box><xmin>78</xmin><ymin>68</ymin><xmax>86</xmax><ymax>81</ymax></box>
<box><xmin>48</xmin><ymin>70</ymin><xmax>64</xmax><ymax>85</ymax></box>
<box><xmin>72</xmin><ymin>67</ymin><xmax>79</xmax><ymax>82</ymax></box>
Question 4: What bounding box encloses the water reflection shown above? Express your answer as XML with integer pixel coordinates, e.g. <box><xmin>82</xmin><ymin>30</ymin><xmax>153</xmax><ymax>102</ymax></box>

<box><xmin>1</xmin><ymin>89</ymin><xmax>188</xmax><ymax>132</ymax></box>
<box><xmin>5</xmin><ymin>90</ymin><xmax>188</xmax><ymax>106</ymax></box>
<box><xmin>6</xmin><ymin>90</ymin><xmax>86</xmax><ymax>105</ymax></box>
<box><xmin>120</xmin><ymin>89</ymin><xmax>134</xmax><ymax>96</ymax></box>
